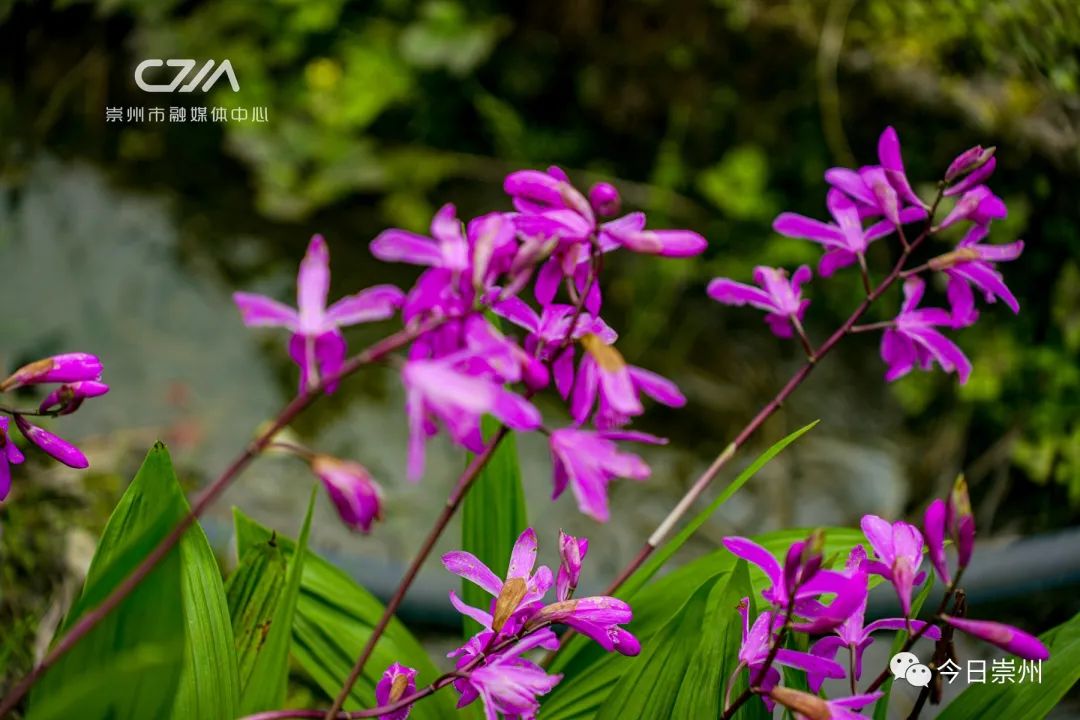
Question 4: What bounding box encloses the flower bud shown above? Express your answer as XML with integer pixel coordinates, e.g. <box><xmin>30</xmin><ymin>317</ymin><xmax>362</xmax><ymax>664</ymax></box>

<box><xmin>948</xmin><ymin>474</ymin><xmax>975</xmax><ymax>568</ymax></box>
<box><xmin>311</xmin><ymin>456</ymin><xmax>382</xmax><ymax>533</ymax></box>
<box><xmin>38</xmin><ymin>381</ymin><xmax>110</xmax><ymax>416</ymax></box>
<box><xmin>768</xmin><ymin>686</ymin><xmax>830</xmax><ymax>720</ymax></box>
<box><xmin>1</xmin><ymin>353</ymin><xmax>103</xmax><ymax>392</ymax></box>
<box><xmin>945</xmin><ymin>146</ymin><xmax>995</xmax><ymax>183</ymax></box>
<box><xmin>13</xmin><ymin>415</ymin><xmax>88</xmax><ymax>469</ymax></box>
<box><xmin>924</xmin><ymin>498</ymin><xmax>950</xmax><ymax>584</ymax></box>
<box><xmin>588</xmin><ymin>182</ymin><xmax>621</xmax><ymax>217</ymax></box>
<box><xmin>556</xmin><ymin>530</ymin><xmax>589</xmax><ymax>601</ymax></box>
<box><xmin>941</xmin><ymin>615</ymin><xmax>1048</xmax><ymax>661</ymax></box>
<box><xmin>0</xmin><ymin>416</ymin><xmax>27</xmax><ymax>501</ymax></box>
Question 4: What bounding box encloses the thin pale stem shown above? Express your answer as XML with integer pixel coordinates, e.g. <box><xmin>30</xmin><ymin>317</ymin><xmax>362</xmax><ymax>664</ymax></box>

<box><xmin>790</xmin><ymin>315</ymin><xmax>816</xmax><ymax>361</ymax></box>
<box><xmin>0</xmin><ymin>316</ymin><xmax>443</xmax><ymax>718</ymax></box>
<box><xmin>850</xmin><ymin>320</ymin><xmax>894</xmax><ymax>334</ymax></box>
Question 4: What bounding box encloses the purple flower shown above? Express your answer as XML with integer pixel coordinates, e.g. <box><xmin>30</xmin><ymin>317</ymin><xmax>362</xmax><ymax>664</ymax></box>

<box><xmin>527</xmin><ymin>595</ymin><xmax>640</xmax><ymax>656</ymax></box>
<box><xmin>937</xmin><ymin>185</ymin><xmax>1007</xmax><ymax>231</ymax></box>
<box><xmin>234</xmin><ymin>235</ymin><xmax>404</xmax><ymax>394</ymax></box>
<box><xmin>774</xmin><ymin>190</ymin><xmax>926</xmax><ymax>277</ymax></box>
<box><xmin>707</xmin><ymin>265</ymin><xmax>812</xmax><ymax>338</ymax></box>
<box><xmin>570</xmin><ymin>334</ymin><xmax>685</xmax><ymax>429</ymax></box>
<box><xmin>880</xmin><ymin>277</ymin><xmax>972</xmax><ymax>384</ymax></box>
<box><xmin>310</xmin><ymin>456</ymin><xmax>382</xmax><ymax>533</ymax></box>
<box><xmin>375</xmin><ymin>662</ymin><xmax>417</xmax><ymax>720</ymax></box>
<box><xmin>944</xmin><ymin>148</ymin><xmax>997</xmax><ymax>196</ymax></box>
<box><xmin>860</xmin><ymin>515</ymin><xmax>924</xmax><ymax>617</ymax></box>
<box><xmin>453</xmin><ymin>632</ymin><xmax>562</xmax><ymax>720</ymax></box>
<box><xmin>0</xmin><ymin>417</ymin><xmax>26</xmax><ymax>502</ymax></box>
<box><xmin>769</xmin><ymin>686</ymin><xmax>884</xmax><ymax>720</ymax></box>
<box><xmin>932</xmin><ymin>225</ymin><xmax>1024</xmax><ymax>327</ymax></box>
<box><xmin>442</xmin><ymin>528</ymin><xmax>554</xmax><ymax>634</ymax></box>
<box><xmin>924</xmin><ymin>475</ymin><xmax>977</xmax><ymax>584</ymax></box>
<box><xmin>38</xmin><ymin>381</ymin><xmax>110</xmax><ymax>416</ymax></box>
<box><xmin>402</xmin><ymin>352</ymin><xmax>541</xmax><ymax>481</ymax></box>
<box><xmin>548</xmin><ymin>428</ymin><xmax>663</xmax><ymax>522</ymax></box>
<box><xmin>941</xmin><ymin>615</ymin><xmax>1049</xmax><ymax>661</ymax></box>
<box><xmin>556</xmin><ymin>531</ymin><xmax>588</xmax><ymax>601</ymax></box>
<box><xmin>588</xmin><ymin>182</ymin><xmax>621</xmax><ymax>217</ymax></box>
<box><xmin>737</xmin><ymin>600</ymin><xmax>846</xmax><ymax>707</ymax></box>
<box><xmin>723</xmin><ymin>536</ymin><xmax>866</xmax><ymax>632</ymax></box>
<box><xmin>13</xmin><ymin>415</ymin><xmax>88</xmax><ymax>469</ymax></box>
<box><xmin>808</xmin><ymin>548</ymin><xmax>939</xmax><ymax>692</ymax></box>
<box><xmin>0</xmin><ymin>353</ymin><xmax>103</xmax><ymax>392</ymax></box>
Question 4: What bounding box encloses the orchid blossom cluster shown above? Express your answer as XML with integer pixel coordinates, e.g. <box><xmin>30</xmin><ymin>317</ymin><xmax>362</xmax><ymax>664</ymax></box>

<box><xmin>234</xmin><ymin>170</ymin><xmax>705</xmax><ymax>530</ymax></box>
<box><xmin>0</xmin><ymin>353</ymin><xmax>108</xmax><ymax>500</ymax></box>
<box><xmin>709</xmin><ymin>127</ymin><xmax>1021</xmax><ymax>385</ymax></box>
<box><xmin>721</xmin><ymin>476</ymin><xmax>1049</xmax><ymax>719</ymax></box>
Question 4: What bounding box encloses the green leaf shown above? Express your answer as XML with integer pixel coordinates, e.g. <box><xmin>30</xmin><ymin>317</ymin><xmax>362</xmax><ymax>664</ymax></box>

<box><xmin>233</xmin><ymin>509</ymin><xmax>466</xmax><ymax>719</ymax></box>
<box><xmin>240</xmin><ymin>484</ymin><xmax>316</xmax><ymax>714</ymax></box>
<box><xmin>30</xmin><ymin>443</ymin><xmax>240</xmax><ymax>720</ymax></box>
<box><xmin>226</xmin><ymin>531</ymin><xmax>288</xmax><ymax>695</ymax></box>
<box><xmin>619</xmin><ymin>421</ymin><xmax>820</xmax><ymax>600</ymax></box>
<box><xmin>936</xmin><ymin>609</ymin><xmax>1080</xmax><ymax>720</ymax></box>
<box><xmin>544</xmin><ymin>528</ymin><xmax>865</xmax><ymax>719</ymax></box>
<box><xmin>461</xmin><ymin>415</ymin><xmax>526</xmax><ymax>637</ymax></box>
<box><xmin>873</xmin><ymin>571</ymin><xmax>936</xmax><ymax>720</ymax></box>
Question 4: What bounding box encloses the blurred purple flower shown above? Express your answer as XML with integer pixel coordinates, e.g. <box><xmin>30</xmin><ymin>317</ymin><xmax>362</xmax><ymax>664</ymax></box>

<box><xmin>310</xmin><ymin>456</ymin><xmax>382</xmax><ymax>533</ymax></box>
<box><xmin>880</xmin><ymin>277</ymin><xmax>972</xmax><ymax>384</ymax></box>
<box><xmin>941</xmin><ymin>615</ymin><xmax>1049</xmax><ymax>661</ymax></box>
<box><xmin>548</xmin><ymin>428</ymin><xmax>663</xmax><ymax>522</ymax></box>
<box><xmin>924</xmin><ymin>475</ymin><xmax>977</xmax><ymax>584</ymax></box>
<box><xmin>860</xmin><ymin>515</ymin><xmax>925</xmax><ymax>617</ymax></box>
<box><xmin>937</xmin><ymin>186</ymin><xmax>1007</xmax><ymax>231</ymax></box>
<box><xmin>0</xmin><ymin>417</ymin><xmax>26</xmax><ymax>501</ymax></box>
<box><xmin>588</xmin><ymin>182</ymin><xmax>621</xmax><ymax>217</ymax></box>
<box><xmin>770</xmin><ymin>686</ymin><xmax>884</xmax><ymax>720</ymax></box>
<box><xmin>708</xmin><ymin>265</ymin><xmax>813</xmax><ymax>338</ymax></box>
<box><xmin>932</xmin><ymin>225</ymin><xmax>1024</xmax><ymax>327</ymax></box>
<box><xmin>234</xmin><ymin>235</ymin><xmax>404</xmax><ymax>394</ymax></box>
<box><xmin>375</xmin><ymin>662</ymin><xmax>417</xmax><ymax>720</ymax></box>
<box><xmin>0</xmin><ymin>353</ymin><xmax>103</xmax><ymax>392</ymax></box>
<box><xmin>38</xmin><ymin>381</ymin><xmax>110</xmax><ymax>416</ymax></box>
<box><xmin>13</xmin><ymin>415</ymin><xmax>88</xmax><ymax>469</ymax></box>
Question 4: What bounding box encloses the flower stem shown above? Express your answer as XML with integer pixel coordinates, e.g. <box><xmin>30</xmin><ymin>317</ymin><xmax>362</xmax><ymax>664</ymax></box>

<box><xmin>721</xmin><ymin>600</ymin><xmax>798</xmax><ymax>719</ymax></box>
<box><xmin>0</xmin><ymin>316</ymin><xmax>443</xmax><ymax>718</ymax></box>
<box><xmin>602</xmin><ymin>188</ymin><xmax>946</xmax><ymax>600</ymax></box>
<box><xmin>322</xmin><ymin>426</ymin><xmax>511</xmax><ymax>719</ymax></box>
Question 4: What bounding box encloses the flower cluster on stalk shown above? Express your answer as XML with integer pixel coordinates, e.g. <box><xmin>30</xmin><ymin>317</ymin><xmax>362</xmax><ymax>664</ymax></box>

<box><xmin>709</xmin><ymin>126</ymin><xmax>1023</xmax><ymax>385</ymax></box>
<box><xmin>234</xmin><ymin>168</ymin><xmax>705</xmax><ymax>530</ymax></box>
<box><xmin>0</xmin><ymin>353</ymin><xmax>109</xmax><ymax>499</ymax></box>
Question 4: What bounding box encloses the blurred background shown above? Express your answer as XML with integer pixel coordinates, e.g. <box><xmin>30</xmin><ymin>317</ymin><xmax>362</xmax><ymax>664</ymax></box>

<box><xmin>1</xmin><ymin>0</ymin><xmax>1079</xmax><ymax>715</ymax></box>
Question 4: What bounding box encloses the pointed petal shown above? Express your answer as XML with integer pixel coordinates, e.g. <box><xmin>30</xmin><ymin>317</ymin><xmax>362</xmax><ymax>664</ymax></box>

<box><xmin>233</xmin><ymin>292</ymin><xmax>298</xmax><ymax>329</ymax></box>
<box><xmin>326</xmin><ymin>285</ymin><xmax>404</xmax><ymax>326</ymax></box>
<box><xmin>297</xmin><ymin>235</ymin><xmax>330</xmax><ymax>331</ymax></box>
<box><xmin>370</xmin><ymin>229</ymin><xmax>443</xmax><ymax>266</ymax></box>
<box><xmin>442</xmin><ymin>551</ymin><xmax>503</xmax><ymax>596</ymax></box>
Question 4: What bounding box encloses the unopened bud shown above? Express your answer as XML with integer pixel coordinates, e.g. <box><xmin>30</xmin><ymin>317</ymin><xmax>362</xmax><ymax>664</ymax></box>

<box><xmin>768</xmin><ymin>686</ymin><xmax>830</xmax><ymax>720</ymax></box>
<box><xmin>588</xmin><ymin>182</ymin><xmax>621</xmax><ymax>217</ymax></box>
<box><xmin>948</xmin><ymin>474</ymin><xmax>975</xmax><ymax>568</ymax></box>
<box><xmin>945</xmin><ymin>146</ymin><xmax>996</xmax><ymax>183</ymax></box>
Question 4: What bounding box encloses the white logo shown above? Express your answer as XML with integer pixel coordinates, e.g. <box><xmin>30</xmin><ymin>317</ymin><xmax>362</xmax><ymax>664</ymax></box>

<box><xmin>134</xmin><ymin>60</ymin><xmax>239</xmax><ymax>93</ymax></box>
<box><xmin>890</xmin><ymin>651</ymin><xmax>932</xmax><ymax>687</ymax></box>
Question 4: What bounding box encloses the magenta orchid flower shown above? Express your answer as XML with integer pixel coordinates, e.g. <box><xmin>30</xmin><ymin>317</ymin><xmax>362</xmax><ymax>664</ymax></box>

<box><xmin>860</xmin><ymin>515</ymin><xmax>925</xmax><ymax>618</ymax></box>
<box><xmin>556</xmin><ymin>531</ymin><xmax>588</xmax><ymax>601</ymax></box>
<box><xmin>442</xmin><ymin>528</ymin><xmax>554</xmax><ymax>635</ymax></box>
<box><xmin>824</xmin><ymin>126</ymin><xmax>927</xmax><ymax>217</ymax></box>
<box><xmin>452</xmin><ymin>631</ymin><xmax>562</xmax><ymax>720</ymax></box>
<box><xmin>588</xmin><ymin>182</ymin><xmax>621</xmax><ymax>217</ymax></box>
<box><xmin>737</xmin><ymin>600</ymin><xmax>846</xmax><ymax>709</ymax></box>
<box><xmin>707</xmin><ymin>265</ymin><xmax>813</xmax><ymax>338</ymax></box>
<box><xmin>548</xmin><ymin>428</ymin><xmax>663</xmax><ymax>522</ymax></box>
<box><xmin>933</xmin><ymin>224</ymin><xmax>1024</xmax><ymax>327</ymax></box>
<box><xmin>310</xmin><ymin>456</ymin><xmax>382</xmax><ymax>533</ymax></box>
<box><xmin>937</xmin><ymin>185</ymin><xmax>1008</xmax><ymax>231</ymax></box>
<box><xmin>375</xmin><ymin>663</ymin><xmax>417</xmax><ymax>720</ymax></box>
<box><xmin>38</xmin><ymin>381</ymin><xmax>110</xmax><ymax>416</ymax></box>
<box><xmin>723</xmin><ymin>536</ymin><xmax>866</xmax><ymax>633</ymax></box>
<box><xmin>808</xmin><ymin>548</ymin><xmax>939</xmax><ymax>692</ymax></box>
<box><xmin>528</xmin><ymin>595</ymin><xmax>640</xmax><ymax>656</ymax></box>
<box><xmin>234</xmin><ymin>235</ymin><xmax>405</xmax><ymax>394</ymax></box>
<box><xmin>0</xmin><ymin>417</ymin><xmax>26</xmax><ymax>501</ymax></box>
<box><xmin>940</xmin><ymin>615</ymin><xmax>1049</xmax><ymax>661</ymax></box>
<box><xmin>13</xmin><ymin>415</ymin><xmax>88</xmax><ymax>469</ymax></box>
<box><xmin>774</xmin><ymin>190</ymin><xmax>925</xmax><ymax>277</ymax></box>
<box><xmin>570</xmin><ymin>334</ymin><xmax>685</xmax><ymax>429</ymax></box>
<box><xmin>402</xmin><ymin>352</ymin><xmax>541</xmax><ymax>481</ymax></box>
<box><xmin>924</xmin><ymin>475</ymin><xmax>977</xmax><ymax>585</ymax></box>
<box><xmin>880</xmin><ymin>277</ymin><xmax>972</xmax><ymax>384</ymax></box>
<box><xmin>944</xmin><ymin>146</ymin><xmax>997</xmax><ymax>197</ymax></box>
<box><xmin>0</xmin><ymin>353</ymin><xmax>103</xmax><ymax>392</ymax></box>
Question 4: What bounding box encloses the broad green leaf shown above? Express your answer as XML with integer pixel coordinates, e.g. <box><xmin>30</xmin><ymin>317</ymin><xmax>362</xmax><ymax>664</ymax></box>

<box><xmin>30</xmin><ymin>443</ymin><xmax>240</xmax><ymax>720</ymax></box>
<box><xmin>226</xmin><ymin>530</ymin><xmax>288</xmax><ymax>695</ymax></box>
<box><xmin>233</xmin><ymin>509</ymin><xmax>466</xmax><ymax>719</ymax></box>
<box><xmin>544</xmin><ymin>529</ymin><xmax>865</xmax><ymax>719</ymax></box>
<box><xmin>619</xmin><ymin>421</ymin><xmax>820</xmax><ymax>600</ymax></box>
<box><xmin>461</xmin><ymin>415</ymin><xmax>526</xmax><ymax>637</ymax></box>
<box><xmin>873</xmin><ymin>571</ymin><xmax>936</xmax><ymax>720</ymax></box>
<box><xmin>936</xmin><ymin>609</ymin><xmax>1080</xmax><ymax>720</ymax></box>
<box><xmin>241</xmin><ymin>484</ymin><xmax>316</xmax><ymax>714</ymax></box>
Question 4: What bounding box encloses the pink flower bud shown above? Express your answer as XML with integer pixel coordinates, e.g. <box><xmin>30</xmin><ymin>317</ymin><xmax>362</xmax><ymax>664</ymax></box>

<box><xmin>13</xmin><ymin>415</ymin><xmax>88</xmax><ymax>469</ymax></box>
<box><xmin>942</xmin><ymin>615</ymin><xmax>1049</xmax><ymax>661</ymax></box>
<box><xmin>924</xmin><ymin>498</ymin><xmax>950</xmax><ymax>584</ymax></box>
<box><xmin>1</xmin><ymin>353</ymin><xmax>103</xmax><ymax>392</ymax></box>
<box><xmin>945</xmin><ymin>145</ymin><xmax>995</xmax><ymax>183</ymax></box>
<box><xmin>311</xmin><ymin>456</ymin><xmax>382</xmax><ymax>533</ymax></box>
<box><xmin>38</xmin><ymin>381</ymin><xmax>110</xmax><ymax>416</ymax></box>
<box><xmin>0</xmin><ymin>416</ymin><xmax>27</xmax><ymax>501</ymax></box>
<box><xmin>556</xmin><ymin>530</ymin><xmax>589</xmax><ymax>601</ymax></box>
<box><xmin>588</xmin><ymin>182</ymin><xmax>621</xmax><ymax>217</ymax></box>
<box><xmin>948</xmin><ymin>474</ymin><xmax>976</xmax><ymax>568</ymax></box>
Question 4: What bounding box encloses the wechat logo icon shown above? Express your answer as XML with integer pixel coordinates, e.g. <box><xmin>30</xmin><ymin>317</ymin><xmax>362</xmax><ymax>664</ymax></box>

<box><xmin>891</xmin><ymin>651</ymin><xmax>932</xmax><ymax>687</ymax></box>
